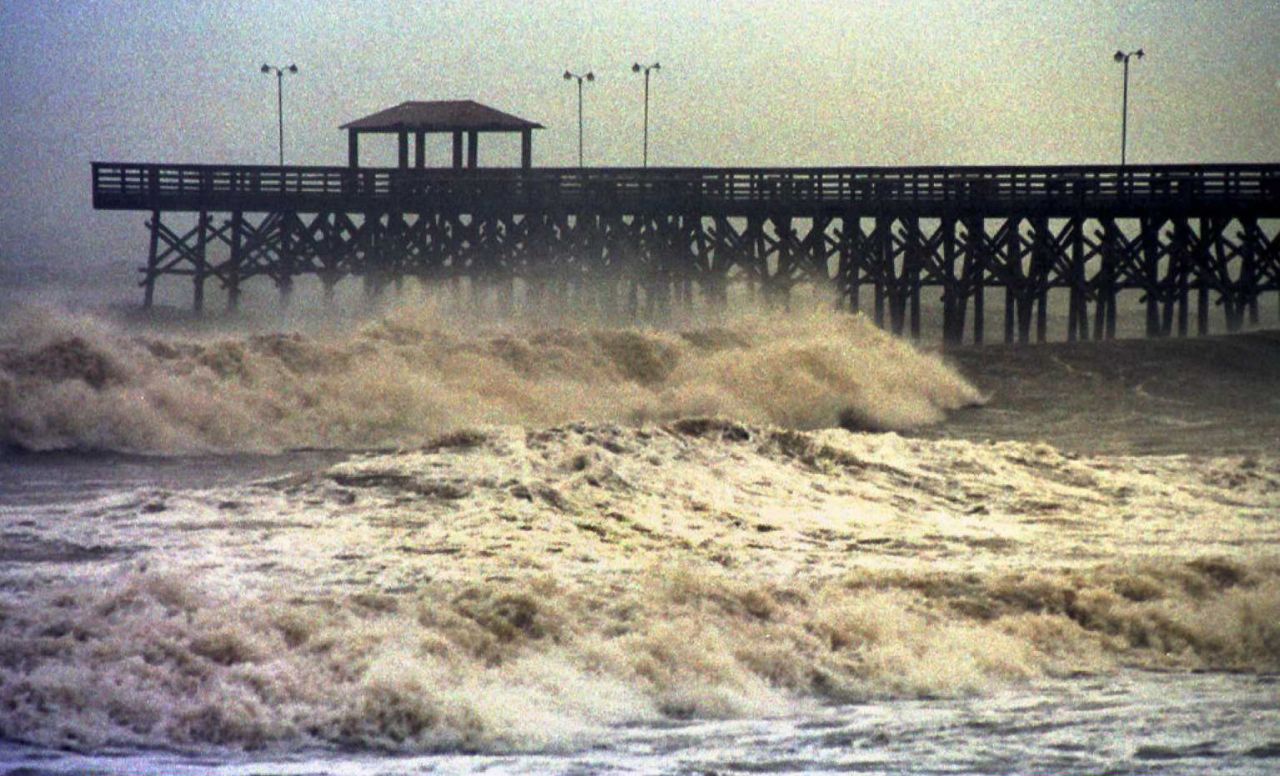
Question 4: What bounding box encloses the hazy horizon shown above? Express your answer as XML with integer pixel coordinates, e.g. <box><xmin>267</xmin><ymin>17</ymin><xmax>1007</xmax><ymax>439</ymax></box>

<box><xmin>1</xmin><ymin>0</ymin><xmax>1277</xmax><ymax>303</ymax></box>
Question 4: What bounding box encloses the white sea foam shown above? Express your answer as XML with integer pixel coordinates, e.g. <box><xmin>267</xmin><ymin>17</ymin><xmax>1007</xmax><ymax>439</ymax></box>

<box><xmin>0</xmin><ymin>303</ymin><xmax>981</xmax><ymax>453</ymax></box>
<box><xmin>1</xmin><ymin>420</ymin><xmax>1277</xmax><ymax>754</ymax></box>
<box><xmin>1</xmin><ymin>555</ymin><xmax>1276</xmax><ymax>753</ymax></box>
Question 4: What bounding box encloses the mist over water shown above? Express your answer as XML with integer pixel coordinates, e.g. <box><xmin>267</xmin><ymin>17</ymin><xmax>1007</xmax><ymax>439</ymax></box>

<box><xmin>0</xmin><ymin>301</ymin><xmax>981</xmax><ymax>455</ymax></box>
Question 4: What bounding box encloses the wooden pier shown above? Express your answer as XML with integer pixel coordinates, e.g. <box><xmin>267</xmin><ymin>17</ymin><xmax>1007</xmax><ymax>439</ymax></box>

<box><xmin>91</xmin><ymin>161</ymin><xmax>1280</xmax><ymax>343</ymax></box>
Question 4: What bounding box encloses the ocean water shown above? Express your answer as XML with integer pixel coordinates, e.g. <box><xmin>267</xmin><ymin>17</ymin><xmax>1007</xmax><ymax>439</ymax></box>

<box><xmin>1</xmin><ymin>303</ymin><xmax>1277</xmax><ymax>775</ymax></box>
<box><xmin>1</xmin><ymin>673</ymin><xmax>1277</xmax><ymax>775</ymax></box>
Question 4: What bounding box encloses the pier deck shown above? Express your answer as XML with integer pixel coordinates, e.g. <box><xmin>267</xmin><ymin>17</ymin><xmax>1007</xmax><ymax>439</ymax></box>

<box><xmin>94</xmin><ymin>163</ymin><xmax>1278</xmax><ymax>217</ymax></box>
<box><xmin>91</xmin><ymin>162</ymin><xmax>1280</xmax><ymax>343</ymax></box>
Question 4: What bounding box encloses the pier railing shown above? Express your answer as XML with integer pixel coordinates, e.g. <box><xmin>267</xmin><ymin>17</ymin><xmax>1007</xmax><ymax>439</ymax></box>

<box><xmin>92</xmin><ymin>162</ymin><xmax>1280</xmax><ymax>216</ymax></box>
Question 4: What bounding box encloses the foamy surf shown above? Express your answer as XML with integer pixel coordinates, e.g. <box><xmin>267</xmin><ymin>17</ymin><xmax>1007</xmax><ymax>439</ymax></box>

<box><xmin>3</xmin><ymin>557</ymin><xmax>1277</xmax><ymax>754</ymax></box>
<box><xmin>0</xmin><ymin>420</ymin><xmax>1276</xmax><ymax>754</ymax></box>
<box><xmin>0</xmin><ymin>304</ymin><xmax>982</xmax><ymax>454</ymax></box>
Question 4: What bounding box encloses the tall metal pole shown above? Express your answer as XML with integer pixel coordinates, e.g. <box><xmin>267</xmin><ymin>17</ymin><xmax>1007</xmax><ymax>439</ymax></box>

<box><xmin>1120</xmin><ymin>57</ymin><xmax>1129</xmax><ymax>167</ymax></box>
<box><xmin>1114</xmin><ymin>49</ymin><xmax>1143</xmax><ymax>167</ymax></box>
<box><xmin>642</xmin><ymin>70</ymin><xmax>649</xmax><ymax>168</ymax></box>
<box><xmin>564</xmin><ymin>70</ymin><xmax>593</xmax><ymax>168</ymax></box>
<box><xmin>276</xmin><ymin>70</ymin><xmax>284</xmax><ymax>167</ymax></box>
<box><xmin>262</xmin><ymin>63</ymin><xmax>297</xmax><ymax>166</ymax></box>
<box><xmin>632</xmin><ymin>62</ymin><xmax>660</xmax><ymax>168</ymax></box>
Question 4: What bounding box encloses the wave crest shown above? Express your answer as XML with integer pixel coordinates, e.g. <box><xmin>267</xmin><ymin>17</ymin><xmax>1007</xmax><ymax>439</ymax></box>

<box><xmin>0</xmin><ymin>306</ymin><xmax>981</xmax><ymax>454</ymax></box>
<box><xmin>1</xmin><ymin>559</ymin><xmax>1275</xmax><ymax>752</ymax></box>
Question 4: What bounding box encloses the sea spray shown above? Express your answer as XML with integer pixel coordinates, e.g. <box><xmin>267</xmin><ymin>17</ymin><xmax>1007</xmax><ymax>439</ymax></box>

<box><xmin>0</xmin><ymin>304</ymin><xmax>982</xmax><ymax>454</ymax></box>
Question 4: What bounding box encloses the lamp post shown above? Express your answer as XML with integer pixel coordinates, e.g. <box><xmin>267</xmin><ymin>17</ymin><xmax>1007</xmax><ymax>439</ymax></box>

<box><xmin>260</xmin><ymin>63</ymin><xmax>298</xmax><ymax>166</ymax></box>
<box><xmin>1113</xmin><ymin>49</ymin><xmax>1143</xmax><ymax>166</ymax></box>
<box><xmin>563</xmin><ymin>70</ymin><xmax>594</xmax><ymax>167</ymax></box>
<box><xmin>631</xmin><ymin>62</ymin><xmax>660</xmax><ymax>168</ymax></box>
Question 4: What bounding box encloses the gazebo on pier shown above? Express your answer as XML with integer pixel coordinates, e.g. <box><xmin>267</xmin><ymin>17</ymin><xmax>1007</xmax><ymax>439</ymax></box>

<box><xmin>340</xmin><ymin>100</ymin><xmax>544</xmax><ymax>169</ymax></box>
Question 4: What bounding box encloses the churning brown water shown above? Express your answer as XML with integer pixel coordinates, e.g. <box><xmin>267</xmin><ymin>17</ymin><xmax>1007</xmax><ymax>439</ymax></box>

<box><xmin>0</xmin><ymin>303</ymin><xmax>1277</xmax><ymax>774</ymax></box>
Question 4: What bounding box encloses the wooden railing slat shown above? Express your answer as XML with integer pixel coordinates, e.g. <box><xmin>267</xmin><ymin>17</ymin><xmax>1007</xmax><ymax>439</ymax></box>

<box><xmin>91</xmin><ymin>162</ymin><xmax>1280</xmax><ymax>214</ymax></box>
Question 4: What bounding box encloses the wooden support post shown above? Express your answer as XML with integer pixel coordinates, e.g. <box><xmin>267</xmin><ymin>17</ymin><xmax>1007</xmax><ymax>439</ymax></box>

<box><xmin>389</xmin><ymin>212</ymin><xmax>407</xmax><ymax>299</ymax></box>
<box><xmin>682</xmin><ymin>215</ymin><xmax>698</xmax><ymax>312</ymax></box>
<box><xmin>226</xmin><ymin>211</ymin><xmax>244</xmax><ymax>312</ymax></box>
<box><xmin>906</xmin><ymin>218</ymin><xmax>922</xmax><ymax>339</ymax></box>
<box><xmin>452</xmin><ymin>132</ymin><xmax>463</xmax><ymax>169</ymax></box>
<box><xmin>279</xmin><ymin>212</ymin><xmax>295</xmax><ymax>306</ymax></box>
<box><xmin>1158</xmin><ymin>219</ymin><xmax>1178</xmax><ymax>337</ymax></box>
<box><xmin>1031</xmin><ymin>218</ymin><xmax>1048</xmax><ymax>343</ymax></box>
<box><xmin>192</xmin><ymin>211</ymin><xmax>208</xmax><ymax>313</ymax></box>
<box><xmin>1197</xmin><ymin>218</ymin><xmax>1211</xmax><ymax>336</ymax></box>
<box><xmin>467</xmin><ymin>130</ymin><xmax>479</xmax><ymax>168</ymax></box>
<box><xmin>521</xmin><ymin>129</ymin><xmax>533</xmax><ymax>169</ymax></box>
<box><xmin>1242</xmin><ymin>218</ymin><xmax>1261</xmax><ymax>327</ymax></box>
<box><xmin>414</xmin><ymin>132</ymin><xmax>425</xmax><ymax>168</ymax></box>
<box><xmin>969</xmin><ymin>219</ymin><xmax>985</xmax><ymax>345</ymax></box>
<box><xmin>1092</xmin><ymin>222</ymin><xmax>1108</xmax><ymax>341</ymax></box>
<box><xmin>398</xmin><ymin>132</ymin><xmax>409</xmax><ymax>169</ymax></box>
<box><xmin>973</xmin><ymin>268</ymin><xmax>984</xmax><ymax>344</ymax></box>
<box><xmin>1174</xmin><ymin>218</ymin><xmax>1190</xmax><ymax>337</ymax></box>
<box><xmin>1067</xmin><ymin>283</ymin><xmax>1079</xmax><ymax>341</ymax></box>
<box><xmin>840</xmin><ymin>216</ymin><xmax>861</xmax><ymax>314</ymax></box>
<box><xmin>1067</xmin><ymin>219</ymin><xmax>1084</xmax><ymax>342</ymax></box>
<box><xmin>142</xmin><ymin>210</ymin><xmax>161</xmax><ymax>308</ymax></box>
<box><xmin>640</xmin><ymin>216</ymin><xmax>660</xmax><ymax>316</ymax></box>
<box><xmin>772</xmin><ymin>217</ymin><xmax>792</xmax><ymax>310</ymax></box>
<box><xmin>745</xmin><ymin>215</ymin><xmax>763</xmax><ymax>305</ymax></box>
<box><xmin>1075</xmin><ymin>221</ymin><xmax>1089</xmax><ymax>342</ymax></box>
<box><xmin>887</xmin><ymin>226</ymin><xmax>905</xmax><ymax>335</ymax></box>
<box><xmin>651</xmin><ymin>215</ymin><xmax>671</xmax><ymax>318</ymax></box>
<box><xmin>697</xmin><ymin>216</ymin><xmax>720</xmax><ymax>310</ymax></box>
<box><xmin>1100</xmin><ymin>218</ymin><xmax>1121</xmax><ymax>340</ymax></box>
<box><xmin>1142</xmin><ymin>217</ymin><xmax>1161</xmax><ymax>337</ymax></box>
<box><xmin>1004</xmin><ymin>221</ymin><xmax>1018</xmax><ymax>344</ymax></box>
<box><xmin>348</xmin><ymin>130</ymin><xmax>359</xmax><ymax>168</ymax></box>
<box><xmin>940</xmin><ymin>218</ymin><xmax>959</xmax><ymax>346</ymax></box>
<box><xmin>1239</xmin><ymin>220</ymin><xmax>1259</xmax><ymax>326</ymax></box>
<box><xmin>364</xmin><ymin>215</ymin><xmax>384</xmax><ymax>301</ymax></box>
<box><xmin>1035</xmin><ymin>286</ymin><xmax>1047</xmax><ymax>342</ymax></box>
<box><xmin>873</xmin><ymin>217</ymin><xmax>888</xmax><ymax>329</ymax></box>
<box><xmin>1212</xmin><ymin>222</ymin><xmax>1240</xmax><ymax>332</ymax></box>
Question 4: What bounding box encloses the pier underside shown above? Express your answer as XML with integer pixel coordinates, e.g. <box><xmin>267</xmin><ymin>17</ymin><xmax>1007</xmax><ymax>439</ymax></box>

<box><xmin>93</xmin><ymin>163</ymin><xmax>1280</xmax><ymax>342</ymax></box>
<box><xmin>138</xmin><ymin>208</ymin><xmax>1279</xmax><ymax>343</ymax></box>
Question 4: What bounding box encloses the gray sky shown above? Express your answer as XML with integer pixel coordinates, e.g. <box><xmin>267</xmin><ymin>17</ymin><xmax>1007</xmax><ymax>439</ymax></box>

<box><xmin>0</xmin><ymin>0</ymin><xmax>1277</xmax><ymax>291</ymax></box>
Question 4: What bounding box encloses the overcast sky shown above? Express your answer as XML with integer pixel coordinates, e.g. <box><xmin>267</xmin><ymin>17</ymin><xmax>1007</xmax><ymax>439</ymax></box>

<box><xmin>1</xmin><ymin>0</ymin><xmax>1276</xmax><ymax>291</ymax></box>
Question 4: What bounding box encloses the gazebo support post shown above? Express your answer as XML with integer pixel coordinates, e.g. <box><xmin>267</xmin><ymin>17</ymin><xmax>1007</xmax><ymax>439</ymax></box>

<box><xmin>340</xmin><ymin>101</ymin><xmax>543</xmax><ymax>170</ymax></box>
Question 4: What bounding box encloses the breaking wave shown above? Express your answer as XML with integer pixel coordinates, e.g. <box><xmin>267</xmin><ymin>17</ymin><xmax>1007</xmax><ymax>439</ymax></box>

<box><xmin>0</xmin><ymin>304</ymin><xmax>981</xmax><ymax>454</ymax></box>
<box><xmin>1</xmin><ymin>558</ymin><xmax>1276</xmax><ymax>753</ymax></box>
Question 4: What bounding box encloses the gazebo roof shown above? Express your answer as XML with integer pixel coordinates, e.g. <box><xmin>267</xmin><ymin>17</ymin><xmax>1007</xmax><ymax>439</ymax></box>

<box><xmin>340</xmin><ymin>100</ymin><xmax>544</xmax><ymax>133</ymax></box>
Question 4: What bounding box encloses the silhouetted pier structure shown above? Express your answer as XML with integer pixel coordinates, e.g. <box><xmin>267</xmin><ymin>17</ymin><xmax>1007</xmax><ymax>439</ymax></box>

<box><xmin>91</xmin><ymin>104</ymin><xmax>1279</xmax><ymax>343</ymax></box>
